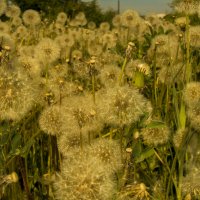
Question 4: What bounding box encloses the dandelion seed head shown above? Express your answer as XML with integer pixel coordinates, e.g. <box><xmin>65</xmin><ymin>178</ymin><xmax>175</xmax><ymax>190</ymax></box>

<box><xmin>141</xmin><ymin>125</ymin><xmax>170</xmax><ymax>146</ymax></box>
<box><xmin>187</xmin><ymin>104</ymin><xmax>200</xmax><ymax>131</ymax></box>
<box><xmin>112</xmin><ymin>14</ymin><xmax>121</xmax><ymax>27</ymax></box>
<box><xmin>17</xmin><ymin>55</ymin><xmax>41</xmax><ymax>78</ymax></box>
<box><xmin>0</xmin><ymin>33</ymin><xmax>15</xmax><ymax>52</ymax></box>
<box><xmin>39</xmin><ymin>105</ymin><xmax>66</xmax><ymax>136</ymax></box>
<box><xmin>158</xmin><ymin>62</ymin><xmax>185</xmax><ymax>84</ymax></box>
<box><xmin>121</xmin><ymin>9</ymin><xmax>141</xmax><ymax>28</ymax></box>
<box><xmin>173</xmin><ymin>128</ymin><xmax>187</xmax><ymax>149</ymax></box>
<box><xmin>56</xmin><ymin>12</ymin><xmax>68</xmax><ymax>24</ymax></box>
<box><xmin>97</xmin><ymin>86</ymin><xmax>152</xmax><ymax>126</ymax></box>
<box><xmin>99</xmin><ymin>22</ymin><xmax>110</xmax><ymax>32</ymax></box>
<box><xmin>88</xmin><ymin>42</ymin><xmax>103</xmax><ymax>56</ymax></box>
<box><xmin>0</xmin><ymin>21</ymin><xmax>9</xmax><ymax>33</ymax></box>
<box><xmin>100</xmin><ymin>64</ymin><xmax>121</xmax><ymax>88</ymax></box>
<box><xmin>175</xmin><ymin>0</ymin><xmax>200</xmax><ymax>15</ymax></box>
<box><xmin>22</xmin><ymin>9</ymin><xmax>41</xmax><ymax>26</ymax></box>
<box><xmin>87</xmin><ymin>138</ymin><xmax>122</xmax><ymax>173</ymax></box>
<box><xmin>35</xmin><ymin>37</ymin><xmax>61</xmax><ymax>63</ymax></box>
<box><xmin>183</xmin><ymin>82</ymin><xmax>200</xmax><ymax>107</ymax></box>
<box><xmin>189</xmin><ymin>26</ymin><xmax>200</xmax><ymax>48</ymax></box>
<box><xmin>5</xmin><ymin>4</ymin><xmax>21</xmax><ymax>18</ymax></box>
<box><xmin>0</xmin><ymin>68</ymin><xmax>36</xmax><ymax>121</ymax></box>
<box><xmin>11</xmin><ymin>16</ymin><xmax>22</xmax><ymax>27</ymax></box>
<box><xmin>87</xmin><ymin>21</ymin><xmax>96</xmax><ymax>30</ymax></box>
<box><xmin>182</xmin><ymin>172</ymin><xmax>200</xmax><ymax>198</ymax></box>
<box><xmin>0</xmin><ymin>0</ymin><xmax>7</xmax><ymax>16</ymax></box>
<box><xmin>55</xmin><ymin>34</ymin><xmax>75</xmax><ymax>48</ymax></box>
<box><xmin>52</xmin><ymin>155</ymin><xmax>116</xmax><ymax>200</ymax></box>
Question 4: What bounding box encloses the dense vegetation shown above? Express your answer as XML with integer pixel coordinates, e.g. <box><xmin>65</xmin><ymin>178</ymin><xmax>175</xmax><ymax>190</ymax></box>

<box><xmin>0</xmin><ymin>0</ymin><xmax>200</xmax><ymax>199</ymax></box>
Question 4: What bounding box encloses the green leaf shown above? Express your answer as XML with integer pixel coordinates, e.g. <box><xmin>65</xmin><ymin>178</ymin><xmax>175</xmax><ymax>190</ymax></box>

<box><xmin>145</xmin><ymin>120</ymin><xmax>166</xmax><ymax>128</ymax></box>
<box><xmin>135</xmin><ymin>148</ymin><xmax>155</xmax><ymax>163</ymax></box>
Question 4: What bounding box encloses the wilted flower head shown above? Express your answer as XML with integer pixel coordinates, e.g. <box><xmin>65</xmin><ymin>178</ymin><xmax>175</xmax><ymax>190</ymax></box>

<box><xmin>22</xmin><ymin>9</ymin><xmax>41</xmax><ymax>26</ymax></box>
<box><xmin>52</xmin><ymin>154</ymin><xmax>116</xmax><ymax>200</ymax></box>
<box><xmin>126</xmin><ymin>59</ymin><xmax>151</xmax><ymax>77</ymax></box>
<box><xmin>118</xmin><ymin>183</ymin><xmax>150</xmax><ymax>200</ymax></box>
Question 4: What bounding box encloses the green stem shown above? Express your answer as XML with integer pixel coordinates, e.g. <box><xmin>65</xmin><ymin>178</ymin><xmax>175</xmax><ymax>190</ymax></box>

<box><xmin>119</xmin><ymin>57</ymin><xmax>127</xmax><ymax>85</ymax></box>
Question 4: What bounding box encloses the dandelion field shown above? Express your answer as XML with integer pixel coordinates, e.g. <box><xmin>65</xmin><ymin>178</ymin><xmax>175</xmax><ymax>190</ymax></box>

<box><xmin>0</xmin><ymin>0</ymin><xmax>200</xmax><ymax>199</ymax></box>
